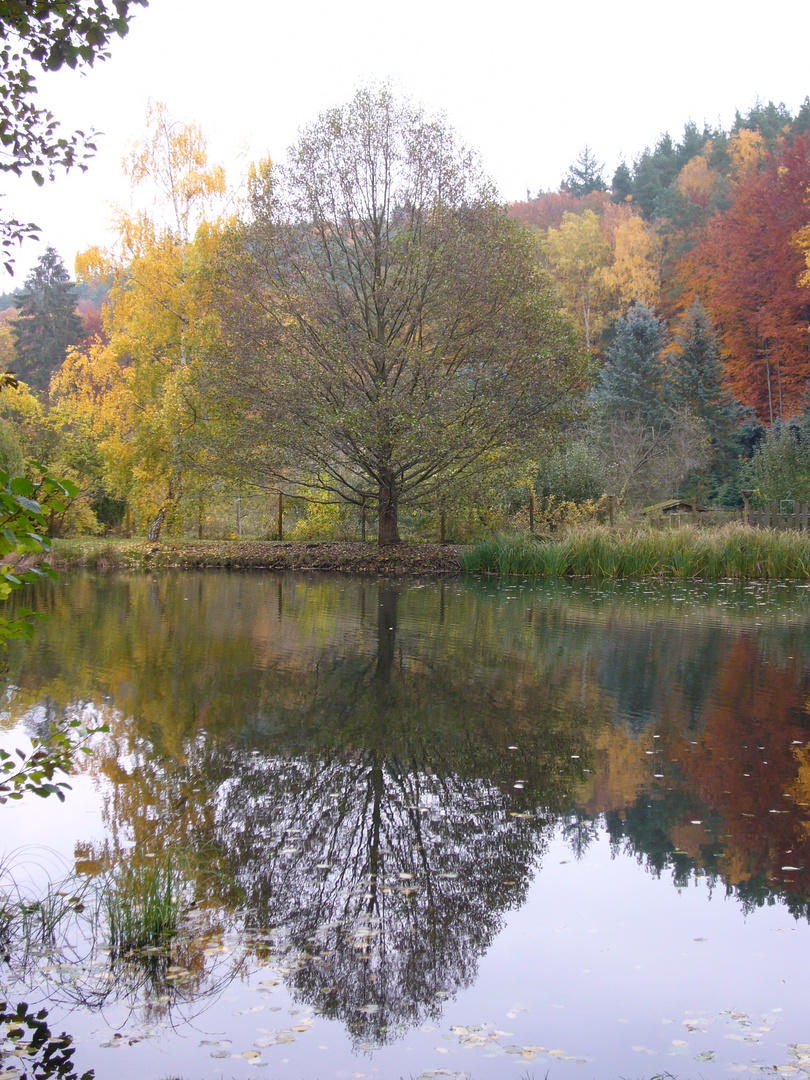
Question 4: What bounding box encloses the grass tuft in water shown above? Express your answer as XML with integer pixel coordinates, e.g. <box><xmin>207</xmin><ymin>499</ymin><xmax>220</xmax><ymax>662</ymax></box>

<box><xmin>104</xmin><ymin>857</ymin><xmax>180</xmax><ymax>952</ymax></box>
<box><xmin>461</xmin><ymin>525</ymin><xmax>810</xmax><ymax>580</ymax></box>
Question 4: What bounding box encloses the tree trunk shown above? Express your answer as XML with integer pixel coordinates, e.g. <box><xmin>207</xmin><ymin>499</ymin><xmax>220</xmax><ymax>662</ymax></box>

<box><xmin>148</xmin><ymin>487</ymin><xmax>175</xmax><ymax>542</ymax></box>
<box><xmin>148</xmin><ymin>507</ymin><xmax>165</xmax><ymax>542</ymax></box>
<box><xmin>377</xmin><ymin>471</ymin><xmax>401</xmax><ymax>546</ymax></box>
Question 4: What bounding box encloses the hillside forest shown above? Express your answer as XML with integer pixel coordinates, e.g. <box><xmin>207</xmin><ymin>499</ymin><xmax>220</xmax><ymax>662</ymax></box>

<box><xmin>2</xmin><ymin>93</ymin><xmax>810</xmax><ymax>543</ymax></box>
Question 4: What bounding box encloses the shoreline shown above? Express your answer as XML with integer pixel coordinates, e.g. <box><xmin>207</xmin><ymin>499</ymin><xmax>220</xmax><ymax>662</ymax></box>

<box><xmin>47</xmin><ymin>539</ymin><xmax>466</xmax><ymax>576</ymax></box>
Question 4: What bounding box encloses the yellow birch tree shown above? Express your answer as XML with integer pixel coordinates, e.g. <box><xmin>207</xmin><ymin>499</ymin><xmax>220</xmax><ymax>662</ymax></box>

<box><xmin>54</xmin><ymin>103</ymin><xmax>229</xmax><ymax>537</ymax></box>
<box><xmin>543</xmin><ymin>209</ymin><xmax>612</xmax><ymax>353</ymax></box>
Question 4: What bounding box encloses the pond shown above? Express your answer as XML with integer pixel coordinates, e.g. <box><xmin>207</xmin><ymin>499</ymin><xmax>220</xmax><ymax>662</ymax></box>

<box><xmin>2</xmin><ymin>571</ymin><xmax>810</xmax><ymax>1080</ymax></box>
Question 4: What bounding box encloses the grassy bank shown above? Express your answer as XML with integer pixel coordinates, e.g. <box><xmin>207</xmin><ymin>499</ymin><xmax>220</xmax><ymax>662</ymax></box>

<box><xmin>47</xmin><ymin>538</ymin><xmax>464</xmax><ymax>575</ymax></box>
<box><xmin>461</xmin><ymin>525</ymin><xmax>810</xmax><ymax>580</ymax></box>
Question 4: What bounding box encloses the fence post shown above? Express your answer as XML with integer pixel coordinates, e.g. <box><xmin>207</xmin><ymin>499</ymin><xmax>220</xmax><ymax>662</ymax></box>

<box><xmin>277</xmin><ymin>491</ymin><xmax>283</xmax><ymax>541</ymax></box>
<box><xmin>741</xmin><ymin>489</ymin><xmax>752</xmax><ymax>526</ymax></box>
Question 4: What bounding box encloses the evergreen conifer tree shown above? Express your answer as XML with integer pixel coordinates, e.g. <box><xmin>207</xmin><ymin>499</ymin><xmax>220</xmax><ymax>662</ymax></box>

<box><xmin>669</xmin><ymin>300</ymin><xmax>741</xmax><ymax>463</ymax></box>
<box><xmin>11</xmin><ymin>246</ymin><xmax>84</xmax><ymax>393</ymax></box>
<box><xmin>560</xmin><ymin>146</ymin><xmax>606</xmax><ymax>196</ymax></box>
<box><xmin>598</xmin><ymin>303</ymin><xmax>671</xmax><ymax>425</ymax></box>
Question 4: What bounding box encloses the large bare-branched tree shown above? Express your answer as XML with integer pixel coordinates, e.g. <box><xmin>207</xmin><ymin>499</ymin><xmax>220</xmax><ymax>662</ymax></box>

<box><xmin>216</xmin><ymin>87</ymin><xmax>589</xmax><ymax>544</ymax></box>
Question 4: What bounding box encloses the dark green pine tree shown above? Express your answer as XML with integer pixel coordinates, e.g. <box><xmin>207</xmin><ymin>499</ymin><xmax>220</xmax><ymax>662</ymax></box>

<box><xmin>611</xmin><ymin>160</ymin><xmax>633</xmax><ymax>203</ymax></box>
<box><xmin>669</xmin><ymin>300</ymin><xmax>741</xmax><ymax>460</ymax></box>
<box><xmin>560</xmin><ymin>145</ymin><xmax>606</xmax><ymax>196</ymax></box>
<box><xmin>598</xmin><ymin>303</ymin><xmax>671</xmax><ymax>426</ymax></box>
<box><xmin>11</xmin><ymin>246</ymin><xmax>84</xmax><ymax>393</ymax></box>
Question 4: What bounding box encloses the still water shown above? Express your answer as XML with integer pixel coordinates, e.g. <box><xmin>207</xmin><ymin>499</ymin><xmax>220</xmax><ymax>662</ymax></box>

<box><xmin>2</xmin><ymin>572</ymin><xmax>810</xmax><ymax>1080</ymax></box>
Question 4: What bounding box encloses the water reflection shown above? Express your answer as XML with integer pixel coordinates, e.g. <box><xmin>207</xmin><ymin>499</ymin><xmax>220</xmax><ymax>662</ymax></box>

<box><xmin>3</xmin><ymin>572</ymin><xmax>810</xmax><ymax>1051</ymax></box>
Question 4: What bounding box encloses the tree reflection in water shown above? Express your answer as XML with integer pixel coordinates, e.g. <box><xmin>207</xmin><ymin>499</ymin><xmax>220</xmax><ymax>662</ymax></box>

<box><xmin>204</xmin><ymin>586</ymin><xmax>588</xmax><ymax>1044</ymax></box>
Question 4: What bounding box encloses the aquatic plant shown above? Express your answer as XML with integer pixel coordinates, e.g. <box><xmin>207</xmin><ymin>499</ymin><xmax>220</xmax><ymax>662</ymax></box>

<box><xmin>104</xmin><ymin>856</ymin><xmax>180</xmax><ymax>952</ymax></box>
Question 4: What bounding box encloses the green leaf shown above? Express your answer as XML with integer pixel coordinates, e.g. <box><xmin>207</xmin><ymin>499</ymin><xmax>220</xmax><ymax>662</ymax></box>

<box><xmin>13</xmin><ymin>496</ymin><xmax>43</xmax><ymax>515</ymax></box>
<box><xmin>9</xmin><ymin>477</ymin><xmax>35</xmax><ymax>498</ymax></box>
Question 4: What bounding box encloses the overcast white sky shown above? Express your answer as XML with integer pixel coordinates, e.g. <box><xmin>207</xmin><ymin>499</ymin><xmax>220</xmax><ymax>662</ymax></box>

<box><xmin>3</xmin><ymin>0</ymin><xmax>810</xmax><ymax>286</ymax></box>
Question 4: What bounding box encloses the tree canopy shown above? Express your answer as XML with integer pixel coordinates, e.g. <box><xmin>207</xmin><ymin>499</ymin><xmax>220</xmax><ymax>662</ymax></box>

<box><xmin>215</xmin><ymin>87</ymin><xmax>590</xmax><ymax>544</ymax></box>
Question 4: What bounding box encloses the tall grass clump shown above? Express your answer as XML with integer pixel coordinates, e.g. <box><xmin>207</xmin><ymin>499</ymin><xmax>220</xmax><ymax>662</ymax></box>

<box><xmin>461</xmin><ymin>524</ymin><xmax>810</xmax><ymax>580</ymax></box>
<box><xmin>104</xmin><ymin>857</ymin><xmax>180</xmax><ymax>952</ymax></box>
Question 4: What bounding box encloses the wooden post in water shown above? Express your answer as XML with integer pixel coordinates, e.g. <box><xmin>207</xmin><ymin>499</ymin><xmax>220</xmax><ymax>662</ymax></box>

<box><xmin>277</xmin><ymin>491</ymin><xmax>283</xmax><ymax>541</ymax></box>
<box><xmin>529</xmin><ymin>492</ymin><xmax>535</xmax><ymax>534</ymax></box>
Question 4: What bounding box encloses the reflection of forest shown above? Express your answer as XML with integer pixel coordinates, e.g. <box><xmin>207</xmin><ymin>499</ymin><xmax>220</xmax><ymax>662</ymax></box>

<box><xmin>3</xmin><ymin>572</ymin><xmax>810</xmax><ymax>1036</ymax></box>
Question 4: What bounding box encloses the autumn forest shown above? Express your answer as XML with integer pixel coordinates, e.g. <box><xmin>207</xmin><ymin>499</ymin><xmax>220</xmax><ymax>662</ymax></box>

<box><xmin>2</xmin><ymin>93</ymin><xmax>810</xmax><ymax>541</ymax></box>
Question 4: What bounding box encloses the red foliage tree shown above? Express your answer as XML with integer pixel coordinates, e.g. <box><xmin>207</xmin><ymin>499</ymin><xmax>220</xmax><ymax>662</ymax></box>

<box><xmin>680</xmin><ymin>136</ymin><xmax>810</xmax><ymax>422</ymax></box>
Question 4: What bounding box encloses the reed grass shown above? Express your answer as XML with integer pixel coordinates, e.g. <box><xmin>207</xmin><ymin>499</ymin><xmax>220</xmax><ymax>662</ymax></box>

<box><xmin>104</xmin><ymin>857</ymin><xmax>180</xmax><ymax>952</ymax></box>
<box><xmin>460</xmin><ymin>524</ymin><xmax>810</xmax><ymax>580</ymax></box>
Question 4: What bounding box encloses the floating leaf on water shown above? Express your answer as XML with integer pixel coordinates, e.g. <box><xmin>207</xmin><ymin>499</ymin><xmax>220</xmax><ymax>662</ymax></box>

<box><xmin>694</xmin><ymin>1051</ymin><xmax>716</xmax><ymax>1061</ymax></box>
<box><xmin>672</xmin><ymin>1039</ymin><xmax>688</xmax><ymax>1047</ymax></box>
<box><xmin>275</xmin><ymin>1034</ymin><xmax>296</xmax><ymax>1044</ymax></box>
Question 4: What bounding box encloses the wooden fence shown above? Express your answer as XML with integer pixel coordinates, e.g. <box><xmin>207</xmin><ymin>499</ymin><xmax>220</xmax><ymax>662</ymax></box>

<box><xmin>745</xmin><ymin>503</ymin><xmax>810</xmax><ymax>530</ymax></box>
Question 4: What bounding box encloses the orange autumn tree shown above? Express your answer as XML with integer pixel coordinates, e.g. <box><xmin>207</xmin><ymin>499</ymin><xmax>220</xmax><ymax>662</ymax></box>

<box><xmin>682</xmin><ymin>134</ymin><xmax>810</xmax><ymax>422</ymax></box>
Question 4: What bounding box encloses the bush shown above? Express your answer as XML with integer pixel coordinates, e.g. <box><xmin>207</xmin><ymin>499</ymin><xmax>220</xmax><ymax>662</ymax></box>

<box><xmin>535</xmin><ymin>441</ymin><xmax>606</xmax><ymax>505</ymax></box>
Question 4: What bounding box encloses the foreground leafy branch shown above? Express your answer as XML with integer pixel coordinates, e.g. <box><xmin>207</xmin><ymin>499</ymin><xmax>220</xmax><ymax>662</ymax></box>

<box><xmin>0</xmin><ymin>716</ymin><xmax>107</xmax><ymax>804</ymax></box>
<box><xmin>0</xmin><ymin>418</ymin><xmax>98</xmax><ymax>804</ymax></box>
<box><xmin>0</xmin><ymin>462</ymin><xmax>79</xmax><ymax>641</ymax></box>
